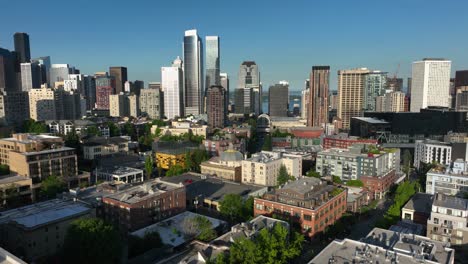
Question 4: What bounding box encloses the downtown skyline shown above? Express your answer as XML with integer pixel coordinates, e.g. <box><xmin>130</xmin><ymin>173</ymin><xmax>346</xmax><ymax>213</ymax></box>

<box><xmin>1</xmin><ymin>0</ymin><xmax>467</xmax><ymax>91</ymax></box>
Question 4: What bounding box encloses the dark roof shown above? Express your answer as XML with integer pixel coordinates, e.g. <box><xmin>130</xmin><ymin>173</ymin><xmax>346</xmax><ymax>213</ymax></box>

<box><xmin>403</xmin><ymin>193</ymin><xmax>433</xmax><ymax>214</ymax></box>
<box><xmin>433</xmin><ymin>193</ymin><xmax>468</xmax><ymax>210</ymax></box>
<box><xmin>83</xmin><ymin>136</ymin><xmax>127</xmax><ymax>146</ymax></box>
<box><xmin>241</xmin><ymin>61</ymin><xmax>256</xmax><ymax>67</ymax></box>
<box><xmin>152</xmin><ymin>141</ymin><xmax>199</xmax><ymax>155</ymax></box>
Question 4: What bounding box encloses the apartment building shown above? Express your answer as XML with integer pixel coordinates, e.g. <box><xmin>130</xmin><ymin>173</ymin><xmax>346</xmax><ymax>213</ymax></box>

<box><xmin>415</xmin><ymin>139</ymin><xmax>452</xmax><ymax>168</ymax></box>
<box><xmin>200</xmin><ymin>149</ymin><xmax>243</xmax><ymax>182</ymax></box>
<box><xmin>323</xmin><ymin>134</ymin><xmax>378</xmax><ymax>150</ymax></box>
<box><xmin>254</xmin><ymin>177</ymin><xmax>347</xmax><ymax>237</ymax></box>
<box><xmin>427</xmin><ymin>193</ymin><xmax>468</xmax><ymax>245</ymax></box>
<box><xmin>241</xmin><ymin>151</ymin><xmax>302</xmax><ymax>186</ymax></box>
<box><xmin>426</xmin><ymin>159</ymin><xmax>468</xmax><ymax>197</ymax></box>
<box><xmin>153</xmin><ymin>141</ymin><xmax>199</xmax><ymax>170</ymax></box>
<box><xmin>82</xmin><ymin>136</ymin><xmax>129</xmax><ymax>160</ymax></box>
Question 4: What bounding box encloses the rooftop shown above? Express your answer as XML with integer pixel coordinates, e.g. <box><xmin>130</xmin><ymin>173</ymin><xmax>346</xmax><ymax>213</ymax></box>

<box><xmin>432</xmin><ymin>193</ymin><xmax>468</xmax><ymax>211</ymax></box>
<box><xmin>310</xmin><ymin>228</ymin><xmax>454</xmax><ymax>264</ymax></box>
<box><xmin>1</xmin><ymin>133</ymin><xmax>61</xmax><ymax>144</ymax></box>
<box><xmin>105</xmin><ymin>179</ymin><xmax>182</xmax><ymax>205</ymax></box>
<box><xmin>402</xmin><ymin>193</ymin><xmax>433</xmax><ymax>214</ymax></box>
<box><xmin>280</xmin><ymin>177</ymin><xmax>323</xmax><ymax>195</ymax></box>
<box><xmin>97</xmin><ymin>166</ymin><xmax>143</xmax><ymax>176</ymax></box>
<box><xmin>17</xmin><ymin>146</ymin><xmax>75</xmax><ymax>156</ymax></box>
<box><xmin>0</xmin><ymin>175</ymin><xmax>31</xmax><ymax>185</ymax></box>
<box><xmin>83</xmin><ymin>136</ymin><xmax>128</xmax><ymax>146</ymax></box>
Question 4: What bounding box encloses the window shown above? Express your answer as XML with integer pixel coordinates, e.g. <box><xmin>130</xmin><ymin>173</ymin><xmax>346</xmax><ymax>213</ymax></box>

<box><xmin>404</xmin><ymin>213</ymin><xmax>412</xmax><ymax>220</ymax></box>
<box><xmin>434</xmin><ymin>218</ymin><xmax>439</xmax><ymax>224</ymax></box>
<box><xmin>303</xmin><ymin>214</ymin><xmax>312</xmax><ymax>221</ymax></box>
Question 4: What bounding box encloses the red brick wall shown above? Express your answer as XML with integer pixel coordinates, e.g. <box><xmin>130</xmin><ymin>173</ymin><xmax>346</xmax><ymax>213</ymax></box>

<box><xmin>361</xmin><ymin>170</ymin><xmax>396</xmax><ymax>199</ymax></box>
<box><xmin>323</xmin><ymin>138</ymin><xmax>378</xmax><ymax>150</ymax></box>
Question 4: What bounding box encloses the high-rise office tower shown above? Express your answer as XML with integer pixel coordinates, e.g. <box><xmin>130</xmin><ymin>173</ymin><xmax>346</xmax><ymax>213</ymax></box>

<box><xmin>109</xmin><ymin>66</ymin><xmax>128</xmax><ymax>94</ymax></box>
<box><xmin>220</xmin><ymin>73</ymin><xmax>229</xmax><ymax>113</ymax></box>
<box><xmin>83</xmin><ymin>75</ymin><xmax>96</xmax><ymax>111</ymax></box>
<box><xmin>407</xmin><ymin>77</ymin><xmax>412</xmax><ymax>95</ymax></box>
<box><xmin>308</xmin><ymin>66</ymin><xmax>330</xmax><ymax>127</ymax></box>
<box><xmin>124</xmin><ymin>81</ymin><xmax>132</xmax><ymax>93</ymax></box>
<box><xmin>14</xmin><ymin>33</ymin><xmax>31</xmax><ymax>63</ymax></box>
<box><xmin>0</xmin><ymin>91</ymin><xmax>29</xmax><ymax>126</ymax></box>
<box><xmin>329</xmin><ymin>90</ymin><xmax>338</xmax><ymax>110</ymax></box>
<box><xmin>49</xmin><ymin>64</ymin><xmax>72</xmax><ymax>88</ymax></box>
<box><xmin>455</xmin><ymin>70</ymin><xmax>468</xmax><ymax>111</ymax></box>
<box><xmin>140</xmin><ymin>88</ymin><xmax>162</xmax><ymax>119</ymax></box>
<box><xmin>28</xmin><ymin>86</ymin><xmax>57</xmax><ymax>121</ymax></box>
<box><xmin>455</xmin><ymin>70</ymin><xmax>468</xmax><ymax>88</ymax></box>
<box><xmin>133</xmin><ymin>80</ymin><xmax>144</xmax><ymax>96</ymax></box>
<box><xmin>0</xmin><ymin>48</ymin><xmax>18</xmax><ymax>92</ymax></box>
<box><xmin>363</xmin><ymin>71</ymin><xmax>387</xmax><ymax>111</ymax></box>
<box><xmin>31</xmin><ymin>56</ymin><xmax>51</xmax><ymax>86</ymax></box>
<box><xmin>268</xmin><ymin>81</ymin><xmax>289</xmax><ymax>117</ymax></box>
<box><xmin>337</xmin><ymin>68</ymin><xmax>370</xmax><ymax>129</ymax></box>
<box><xmin>301</xmin><ymin>79</ymin><xmax>310</xmax><ymax>120</ymax></box>
<box><xmin>207</xmin><ymin>85</ymin><xmax>226</xmax><ymax>130</ymax></box>
<box><xmin>205</xmin><ymin>36</ymin><xmax>220</xmax><ymax>91</ymax></box>
<box><xmin>386</xmin><ymin>77</ymin><xmax>403</xmax><ymax>91</ymax></box>
<box><xmin>410</xmin><ymin>58</ymin><xmax>451</xmax><ymax>112</ymax></box>
<box><xmin>109</xmin><ymin>94</ymin><xmax>128</xmax><ymax>117</ymax></box>
<box><xmin>183</xmin><ymin>29</ymin><xmax>203</xmax><ymax>115</ymax></box>
<box><xmin>236</xmin><ymin>61</ymin><xmax>261</xmax><ymax>115</ymax></box>
<box><xmin>148</xmin><ymin>82</ymin><xmax>162</xmax><ymax>90</ymax></box>
<box><xmin>20</xmin><ymin>62</ymin><xmax>41</xmax><ymax>91</ymax></box>
<box><xmin>162</xmin><ymin>57</ymin><xmax>184</xmax><ymax>119</ymax></box>
<box><xmin>95</xmin><ymin>73</ymin><xmax>115</xmax><ymax>110</ymax></box>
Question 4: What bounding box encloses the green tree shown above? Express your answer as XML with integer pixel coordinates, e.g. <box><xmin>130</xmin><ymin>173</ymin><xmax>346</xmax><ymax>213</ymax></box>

<box><xmin>40</xmin><ymin>175</ymin><xmax>65</xmax><ymax>199</ymax></box>
<box><xmin>346</xmin><ymin>179</ymin><xmax>364</xmax><ymax>187</ymax></box>
<box><xmin>128</xmin><ymin>231</ymin><xmax>162</xmax><ymax>258</ymax></box>
<box><xmin>306</xmin><ymin>170</ymin><xmax>321</xmax><ymax>178</ymax></box>
<box><xmin>62</xmin><ymin>218</ymin><xmax>122</xmax><ymax>264</ymax></box>
<box><xmin>165</xmin><ymin>164</ymin><xmax>186</xmax><ymax>177</ymax></box>
<box><xmin>242</xmin><ymin>196</ymin><xmax>254</xmax><ymax>221</ymax></box>
<box><xmin>277</xmin><ymin>165</ymin><xmax>292</xmax><ymax>186</ymax></box>
<box><xmin>332</xmin><ymin>176</ymin><xmax>343</xmax><ymax>184</ymax></box>
<box><xmin>403</xmin><ymin>150</ymin><xmax>412</xmax><ymax>179</ymax></box>
<box><xmin>145</xmin><ymin>155</ymin><xmax>154</xmax><ymax>180</ymax></box>
<box><xmin>151</xmin><ymin>119</ymin><xmax>166</xmax><ymax>127</ymax></box>
<box><xmin>86</xmin><ymin>125</ymin><xmax>101</xmax><ymax>137</ymax></box>
<box><xmin>106</xmin><ymin>122</ymin><xmax>120</xmax><ymax>137</ymax></box>
<box><xmin>22</xmin><ymin>119</ymin><xmax>47</xmax><ymax>133</ymax></box>
<box><xmin>184</xmin><ymin>149</ymin><xmax>209</xmax><ymax>173</ymax></box>
<box><xmin>123</xmin><ymin>122</ymin><xmax>136</xmax><ymax>139</ymax></box>
<box><xmin>262</xmin><ymin>134</ymin><xmax>272</xmax><ymax>151</ymax></box>
<box><xmin>0</xmin><ymin>164</ymin><xmax>9</xmax><ymax>176</ymax></box>
<box><xmin>219</xmin><ymin>194</ymin><xmax>244</xmax><ymax>223</ymax></box>
<box><xmin>271</xmin><ymin>129</ymin><xmax>294</xmax><ymax>138</ymax></box>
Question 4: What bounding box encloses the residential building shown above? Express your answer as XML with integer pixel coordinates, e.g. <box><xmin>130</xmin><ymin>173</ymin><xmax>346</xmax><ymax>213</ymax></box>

<box><xmin>206</xmin><ymin>85</ymin><xmax>226</xmax><ymax>130</ymax></box>
<box><xmin>205</xmin><ymin>36</ymin><xmax>220</xmax><ymax>93</ymax></box>
<box><xmin>401</xmin><ymin>192</ymin><xmax>433</xmax><ymax>226</ymax></box>
<box><xmin>236</xmin><ymin>61</ymin><xmax>261</xmax><ymax>115</ymax></box>
<box><xmin>109</xmin><ymin>94</ymin><xmax>127</xmax><ymax>117</ymax></box>
<box><xmin>160</xmin><ymin>172</ymin><xmax>267</xmax><ymax>211</ymax></box>
<box><xmin>329</xmin><ymin>90</ymin><xmax>338</xmax><ymax>110</ymax></box>
<box><xmin>323</xmin><ymin>134</ymin><xmax>378</xmax><ymax>150</ymax></box>
<box><xmin>184</xmin><ymin>29</ymin><xmax>203</xmax><ymax>115</ymax></box>
<box><xmin>427</xmin><ymin>193</ymin><xmax>468</xmax><ymax>245</ymax></box>
<box><xmin>426</xmin><ymin>159</ymin><xmax>468</xmax><ymax>197</ymax></box>
<box><xmin>82</xmin><ymin>136</ymin><xmax>130</xmax><ymax>160</ymax></box>
<box><xmin>360</xmin><ymin>170</ymin><xmax>399</xmax><ymax>199</ymax></box>
<box><xmin>95</xmin><ymin>74</ymin><xmax>115</xmax><ymax>110</ymax></box>
<box><xmin>28</xmin><ymin>86</ymin><xmax>57</xmax><ymax>121</ymax></box>
<box><xmin>241</xmin><ymin>151</ymin><xmax>302</xmax><ymax>186</ymax></box>
<box><xmin>307</xmin><ymin>67</ymin><xmax>328</xmax><ymax>126</ymax></box>
<box><xmin>0</xmin><ymin>91</ymin><xmax>29</xmax><ymax>126</ymax></box>
<box><xmin>109</xmin><ymin>66</ymin><xmax>127</xmax><ymax>94</ymax></box>
<box><xmin>310</xmin><ymin>227</ymin><xmax>454</xmax><ymax>264</ymax></box>
<box><xmin>128</xmin><ymin>94</ymin><xmax>139</xmax><ymax>117</ymax></box>
<box><xmin>162</xmin><ymin>57</ymin><xmax>183</xmax><ymax>119</ymax></box>
<box><xmin>220</xmin><ymin>72</ymin><xmax>229</xmax><ymax>112</ymax></box>
<box><xmin>20</xmin><ymin>62</ymin><xmax>40</xmax><ymax>92</ymax></box>
<box><xmin>254</xmin><ymin>177</ymin><xmax>347</xmax><ymax>237</ymax></box>
<box><xmin>385</xmin><ymin>91</ymin><xmax>406</xmax><ymax>112</ymax></box>
<box><xmin>200</xmin><ymin>149</ymin><xmax>243</xmax><ymax>182</ymax></box>
<box><xmin>153</xmin><ymin>141</ymin><xmax>198</xmax><ymax>170</ymax></box>
<box><xmin>363</xmin><ymin>71</ymin><xmax>387</xmax><ymax>111</ymax></box>
<box><xmin>140</xmin><ymin>87</ymin><xmax>162</xmax><ymax>119</ymax></box>
<box><xmin>13</xmin><ymin>32</ymin><xmax>30</xmax><ymax>63</ymax></box>
<box><xmin>268</xmin><ymin>81</ymin><xmax>289</xmax><ymax>117</ymax></box>
<box><xmin>301</xmin><ymin>81</ymin><xmax>310</xmax><ymax>120</ymax></box>
<box><xmin>96</xmin><ymin>166</ymin><xmax>143</xmax><ymax>183</ymax></box>
<box><xmin>0</xmin><ymin>199</ymin><xmax>93</xmax><ymax>262</ymax></box>
<box><xmin>203</xmin><ymin>135</ymin><xmax>242</xmax><ymax>156</ymax></box>
<box><xmin>375</xmin><ymin>95</ymin><xmax>386</xmax><ymax>112</ymax></box>
<box><xmin>0</xmin><ymin>175</ymin><xmax>33</xmax><ymax>208</ymax></box>
<box><xmin>414</xmin><ymin>139</ymin><xmax>452</xmax><ymax>168</ymax></box>
<box><xmin>101</xmin><ymin>178</ymin><xmax>185</xmax><ymax>232</ymax></box>
<box><xmin>346</xmin><ymin>187</ymin><xmax>369</xmax><ymax>213</ymax></box>
<box><xmin>153</xmin><ymin>120</ymin><xmax>208</xmax><ymax>138</ymax></box>
<box><xmin>337</xmin><ymin>68</ymin><xmax>370</xmax><ymax>129</ymax></box>
<box><xmin>410</xmin><ymin>58</ymin><xmax>451</xmax><ymax>112</ymax></box>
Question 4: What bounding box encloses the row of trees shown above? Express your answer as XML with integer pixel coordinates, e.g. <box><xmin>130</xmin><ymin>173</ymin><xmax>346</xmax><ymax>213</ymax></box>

<box><xmin>165</xmin><ymin>149</ymin><xmax>209</xmax><ymax>177</ymax></box>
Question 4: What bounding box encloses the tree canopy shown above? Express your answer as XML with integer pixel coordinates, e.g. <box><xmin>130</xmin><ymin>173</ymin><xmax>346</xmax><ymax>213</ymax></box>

<box><xmin>62</xmin><ymin>218</ymin><xmax>122</xmax><ymax>264</ymax></box>
<box><xmin>306</xmin><ymin>170</ymin><xmax>321</xmax><ymax>178</ymax></box>
<box><xmin>40</xmin><ymin>175</ymin><xmax>65</xmax><ymax>199</ymax></box>
<box><xmin>262</xmin><ymin>134</ymin><xmax>272</xmax><ymax>151</ymax></box>
<box><xmin>346</xmin><ymin>179</ymin><xmax>364</xmax><ymax>187</ymax></box>
<box><xmin>145</xmin><ymin>155</ymin><xmax>154</xmax><ymax>180</ymax></box>
<box><xmin>184</xmin><ymin>149</ymin><xmax>209</xmax><ymax>173</ymax></box>
<box><xmin>128</xmin><ymin>231</ymin><xmax>162</xmax><ymax>258</ymax></box>
<box><xmin>22</xmin><ymin>119</ymin><xmax>47</xmax><ymax>133</ymax></box>
<box><xmin>332</xmin><ymin>176</ymin><xmax>343</xmax><ymax>184</ymax></box>
<box><xmin>165</xmin><ymin>164</ymin><xmax>186</xmax><ymax>177</ymax></box>
<box><xmin>106</xmin><ymin>122</ymin><xmax>120</xmax><ymax>137</ymax></box>
<box><xmin>277</xmin><ymin>165</ymin><xmax>293</xmax><ymax>186</ymax></box>
<box><xmin>219</xmin><ymin>194</ymin><xmax>253</xmax><ymax>223</ymax></box>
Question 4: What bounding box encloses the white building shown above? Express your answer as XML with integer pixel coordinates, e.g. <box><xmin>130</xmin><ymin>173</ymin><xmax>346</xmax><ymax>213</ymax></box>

<box><xmin>20</xmin><ymin>62</ymin><xmax>39</xmax><ymax>92</ymax></box>
<box><xmin>426</xmin><ymin>159</ymin><xmax>468</xmax><ymax>196</ymax></box>
<box><xmin>28</xmin><ymin>85</ymin><xmax>57</xmax><ymax>121</ymax></box>
<box><xmin>96</xmin><ymin>166</ymin><xmax>144</xmax><ymax>183</ymax></box>
<box><xmin>162</xmin><ymin>57</ymin><xmax>184</xmax><ymax>119</ymax></box>
<box><xmin>301</xmin><ymin>83</ymin><xmax>310</xmax><ymax>119</ymax></box>
<box><xmin>109</xmin><ymin>94</ymin><xmax>127</xmax><ymax>117</ymax></box>
<box><xmin>410</xmin><ymin>59</ymin><xmax>451</xmax><ymax>112</ymax></box>
<box><xmin>384</xmin><ymin>91</ymin><xmax>405</xmax><ymax>112</ymax></box>
<box><xmin>241</xmin><ymin>151</ymin><xmax>302</xmax><ymax>186</ymax></box>
<box><xmin>414</xmin><ymin>140</ymin><xmax>452</xmax><ymax>168</ymax></box>
<box><xmin>83</xmin><ymin>136</ymin><xmax>130</xmax><ymax>160</ymax></box>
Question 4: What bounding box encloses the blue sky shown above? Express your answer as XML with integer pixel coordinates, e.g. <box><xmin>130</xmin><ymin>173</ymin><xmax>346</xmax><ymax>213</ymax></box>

<box><xmin>1</xmin><ymin>0</ymin><xmax>467</xmax><ymax>91</ymax></box>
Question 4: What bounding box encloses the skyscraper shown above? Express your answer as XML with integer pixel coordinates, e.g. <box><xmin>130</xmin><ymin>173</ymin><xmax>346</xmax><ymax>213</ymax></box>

<box><xmin>31</xmin><ymin>56</ymin><xmax>51</xmax><ymax>86</ymax></box>
<box><xmin>236</xmin><ymin>61</ymin><xmax>260</xmax><ymax>115</ymax></box>
<box><xmin>14</xmin><ymin>32</ymin><xmax>31</xmax><ymax>63</ymax></box>
<box><xmin>410</xmin><ymin>58</ymin><xmax>451</xmax><ymax>112</ymax></box>
<box><xmin>109</xmin><ymin>66</ymin><xmax>128</xmax><ymax>94</ymax></box>
<box><xmin>269</xmin><ymin>81</ymin><xmax>289</xmax><ymax>117</ymax></box>
<box><xmin>140</xmin><ymin>88</ymin><xmax>162</xmax><ymax>119</ymax></box>
<box><xmin>220</xmin><ymin>73</ymin><xmax>229</xmax><ymax>113</ymax></box>
<box><xmin>301</xmin><ymin>79</ymin><xmax>310</xmax><ymax>120</ymax></box>
<box><xmin>0</xmin><ymin>48</ymin><xmax>18</xmax><ymax>92</ymax></box>
<box><xmin>308</xmin><ymin>66</ymin><xmax>330</xmax><ymax>127</ymax></box>
<box><xmin>162</xmin><ymin>57</ymin><xmax>184</xmax><ymax>119</ymax></box>
<box><xmin>455</xmin><ymin>70</ymin><xmax>468</xmax><ymax>111</ymax></box>
<box><xmin>363</xmin><ymin>71</ymin><xmax>387</xmax><ymax>111</ymax></box>
<box><xmin>337</xmin><ymin>68</ymin><xmax>370</xmax><ymax>129</ymax></box>
<box><xmin>49</xmin><ymin>64</ymin><xmax>72</xmax><ymax>88</ymax></box>
<box><xmin>95</xmin><ymin>73</ymin><xmax>115</xmax><ymax>110</ymax></box>
<box><xmin>386</xmin><ymin>77</ymin><xmax>403</xmax><ymax>92</ymax></box>
<box><xmin>83</xmin><ymin>75</ymin><xmax>96</xmax><ymax>111</ymax></box>
<box><xmin>205</xmin><ymin>36</ymin><xmax>220</xmax><ymax>92</ymax></box>
<box><xmin>183</xmin><ymin>29</ymin><xmax>203</xmax><ymax>115</ymax></box>
<box><xmin>207</xmin><ymin>85</ymin><xmax>226</xmax><ymax>130</ymax></box>
<box><xmin>20</xmin><ymin>62</ymin><xmax>41</xmax><ymax>91</ymax></box>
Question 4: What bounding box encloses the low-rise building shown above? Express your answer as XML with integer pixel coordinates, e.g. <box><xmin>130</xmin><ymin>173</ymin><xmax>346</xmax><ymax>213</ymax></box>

<box><xmin>427</xmin><ymin>193</ymin><xmax>468</xmax><ymax>245</ymax></box>
<box><xmin>160</xmin><ymin>172</ymin><xmax>267</xmax><ymax>211</ymax></box>
<box><xmin>152</xmin><ymin>121</ymin><xmax>208</xmax><ymax>139</ymax></box>
<box><xmin>96</xmin><ymin>166</ymin><xmax>144</xmax><ymax>183</ymax></box>
<box><xmin>254</xmin><ymin>177</ymin><xmax>347</xmax><ymax>237</ymax></box>
<box><xmin>152</xmin><ymin>141</ymin><xmax>198</xmax><ymax>170</ymax></box>
<box><xmin>426</xmin><ymin>159</ymin><xmax>468</xmax><ymax>197</ymax></box>
<box><xmin>241</xmin><ymin>151</ymin><xmax>302</xmax><ymax>186</ymax></box>
<box><xmin>82</xmin><ymin>136</ymin><xmax>130</xmax><ymax>160</ymax></box>
<box><xmin>401</xmin><ymin>192</ymin><xmax>433</xmax><ymax>227</ymax></box>
<box><xmin>203</xmin><ymin>135</ymin><xmax>242</xmax><ymax>156</ymax></box>
<box><xmin>309</xmin><ymin>227</ymin><xmax>455</xmax><ymax>264</ymax></box>
<box><xmin>0</xmin><ymin>199</ymin><xmax>93</xmax><ymax>263</ymax></box>
<box><xmin>101</xmin><ymin>179</ymin><xmax>186</xmax><ymax>232</ymax></box>
<box><xmin>323</xmin><ymin>133</ymin><xmax>378</xmax><ymax>150</ymax></box>
<box><xmin>0</xmin><ymin>175</ymin><xmax>33</xmax><ymax>209</ymax></box>
<box><xmin>346</xmin><ymin>186</ymin><xmax>369</xmax><ymax>213</ymax></box>
<box><xmin>415</xmin><ymin>139</ymin><xmax>452</xmax><ymax>168</ymax></box>
<box><xmin>200</xmin><ymin>149</ymin><xmax>243</xmax><ymax>182</ymax></box>
<box><xmin>361</xmin><ymin>170</ymin><xmax>399</xmax><ymax>199</ymax></box>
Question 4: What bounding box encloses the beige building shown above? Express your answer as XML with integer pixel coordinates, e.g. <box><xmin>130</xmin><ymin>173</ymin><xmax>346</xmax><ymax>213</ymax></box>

<box><xmin>128</xmin><ymin>94</ymin><xmax>140</xmax><ymax>117</ymax></box>
<box><xmin>28</xmin><ymin>86</ymin><xmax>58</xmax><ymax>121</ymax></box>
<box><xmin>427</xmin><ymin>193</ymin><xmax>468</xmax><ymax>245</ymax></box>
<box><xmin>109</xmin><ymin>94</ymin><xmax>126</xmax><ymax>117</ymax></box>
<box><xmin>152</xmin><ymin>121</ymin><xmax>208</xmax><ymax>138</ymax></box>
<box><xmin>0</xmin><ymin>199</ymin><xmax>93</xmax><ymax>262</ymax></box>
<box><xmin>139</xmin><ymin>88</ymin><xmax>162</xmax><ymax>119</ymax></box>
<box><xmin>385</xmin><ymin>91</ymin><xmax>405</xmax><ymax>112</ymax></box>
<box><xmin>200</xmin><ymin>149</ymin><xmax>243</xmax><ymax>182</ymax></box>
<box><xmin>82</xmin><ymin>136</ymin><xmax>130</xmax><ymax>160</ymax></box>
<box><xmin>0</xmin><ymin>175</ymin><xmax>33</xmax><ymax>208</ymax></box>
<box><xmin>375</xmin><ymin>95</ymin><xmax>385</xmax><ymax>112</ymax></box>
<box><xmin>0</xmin><ymin>134</ymin><xmax>63</xmax><ymax>166</ymax></box>
<box><xmin>338</xmin><ymin>68</ymin><xmax>370</xmax><ymax>129</ymax></box>
<box><xmin>241</xmin><ymin>151</ymin><xmax>302</xmax><ymax>186</ymax></box>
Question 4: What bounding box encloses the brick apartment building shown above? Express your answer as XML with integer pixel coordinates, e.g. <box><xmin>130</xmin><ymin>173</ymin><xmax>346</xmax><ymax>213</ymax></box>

<box><xmin>323</xmin><ymin>134</ymin><xmax>378</xmax><ymax>150</ymax></box>
<box><xmin>254</xmin><ymin>177</ymin><xmax>347</xmax><ymax>237</ymax></box>
<box><xmin>360</xmin><ymin>169</ymin><xmax>398</xmax><ymax>199</ymax></box>
<box><xmin>101</xmin><ymin>179</ymin><xmax>186</xmax><ymax>232</ymax></box>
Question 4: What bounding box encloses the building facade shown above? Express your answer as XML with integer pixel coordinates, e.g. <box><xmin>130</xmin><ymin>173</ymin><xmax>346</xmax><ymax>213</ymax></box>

<box><xmin>308</xmin><ymin>66</ymin><xmax>330</xmax><ymax>127</ymax></box>
<box><xmin>162</xmin><ymin>57</ymin><xmax>183</xmax><ymax>119</ymax></box>
<box><xmin>268</xmin><ymin>81</ymin><xmax>289</xmax><ymax>117</ymax></box>
<box><xmin>414</xmin><ymin>140</ymin><xmax>452</xmax><ymax>168</ymax></box>
<box><xmin>140</xmin><ymin>87</ymin><xmax>162</xmax><ymax>119</ymax></box>
<box><xmin>184</xmin><ymin>30</ymin><xmax>203</xmax><ymax>115</ymax></box>
<box><xmin>20</xmin><ymin>62</ymin><xmax>40</xmax><ymax>92</ymax></box>
<box><xmin>338</xmin><ymin>68</ymin><xmax>370</xmax><ymax>130</ymax></box>
<box><xmin>28</xmin><ymin>86</ymin><xmax>57</xmax><ymax>121</ymax></box>
<box><xmin>426</xmin><ymin>160</ymin><xmax>468</xmax><ymax>196</ymax></box>
<box><xmin>364</xmin><ymin>71</ymin><xmax>387</xmax><ymax>111</ymax></box>
<box><xmin>109</xmin><ymin>66</ymin><xmax>127</xmax><ymax>94</ymax></box>
<box><xmin>205</xmin><ymin>36</ymin><xmax>220</xmax><ymax>94</ymax></box>
<box><xmin>95</xmin><ymin>74</ymin><xmax>115</xmax><ymax>110</ymax></box>
<box><xmin>206</xmin><ymin>85</ymin><xmax>226</xmax><ymax>130</ymax></box>
<box><xmin>236</xmin><ymin>61</ymin><xmax>261</xmax><ymax>115</ymax></box>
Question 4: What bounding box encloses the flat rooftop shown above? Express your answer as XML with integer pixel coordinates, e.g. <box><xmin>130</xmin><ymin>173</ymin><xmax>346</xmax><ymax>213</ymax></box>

<box><xmin>18</xmin><ymin>146</ymin><xmax>75</xmax><ymax>156</ymax></box>
<box><xmin>104</xmin><ymin>180</ymin><xmax>182</xmax><ymax>205</ymax></box>
<box><xmin>433</xmin><ymin>193</ymin><xmax>468</xmax><ymax>211</ymax></box>
<box><xmin>0</xmin><ymin>199</ymin><xmax>91</xmax><ymax>229</ymax></box>
<box><xmin>0</xmin><ymin>175</ymin><xmax>31</xmax><ymax>185</ymax></box>
<box><xmin>98</xmin><ymin>166</ymin><xmax>143</xmax><ymax>176</ymax></box>
<box><xmin>352</xmin><ymin>117</ymin><xmax>389</xmax><ymax>124</ymax></box>
<box><xmin>1</xmin><ymin>134</ymin><xmax>61</xmax><ymax>144</ymax></box>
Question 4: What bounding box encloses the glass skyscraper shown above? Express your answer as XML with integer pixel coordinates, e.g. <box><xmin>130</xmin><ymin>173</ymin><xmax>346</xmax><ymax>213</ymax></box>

<box><xmin>364</xmin><ymin>71</ymin><xmax>387</xmax><ymax>111</ymax></box>
<box><xmin>183</xmin><ymin>29</ymin><xmax>203</xmax><ymax>115</ymax></box>
<box><xmin>205</xmin><ymin>36</ymin><xmax>220</xmax><ymax>93</ymax></box>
